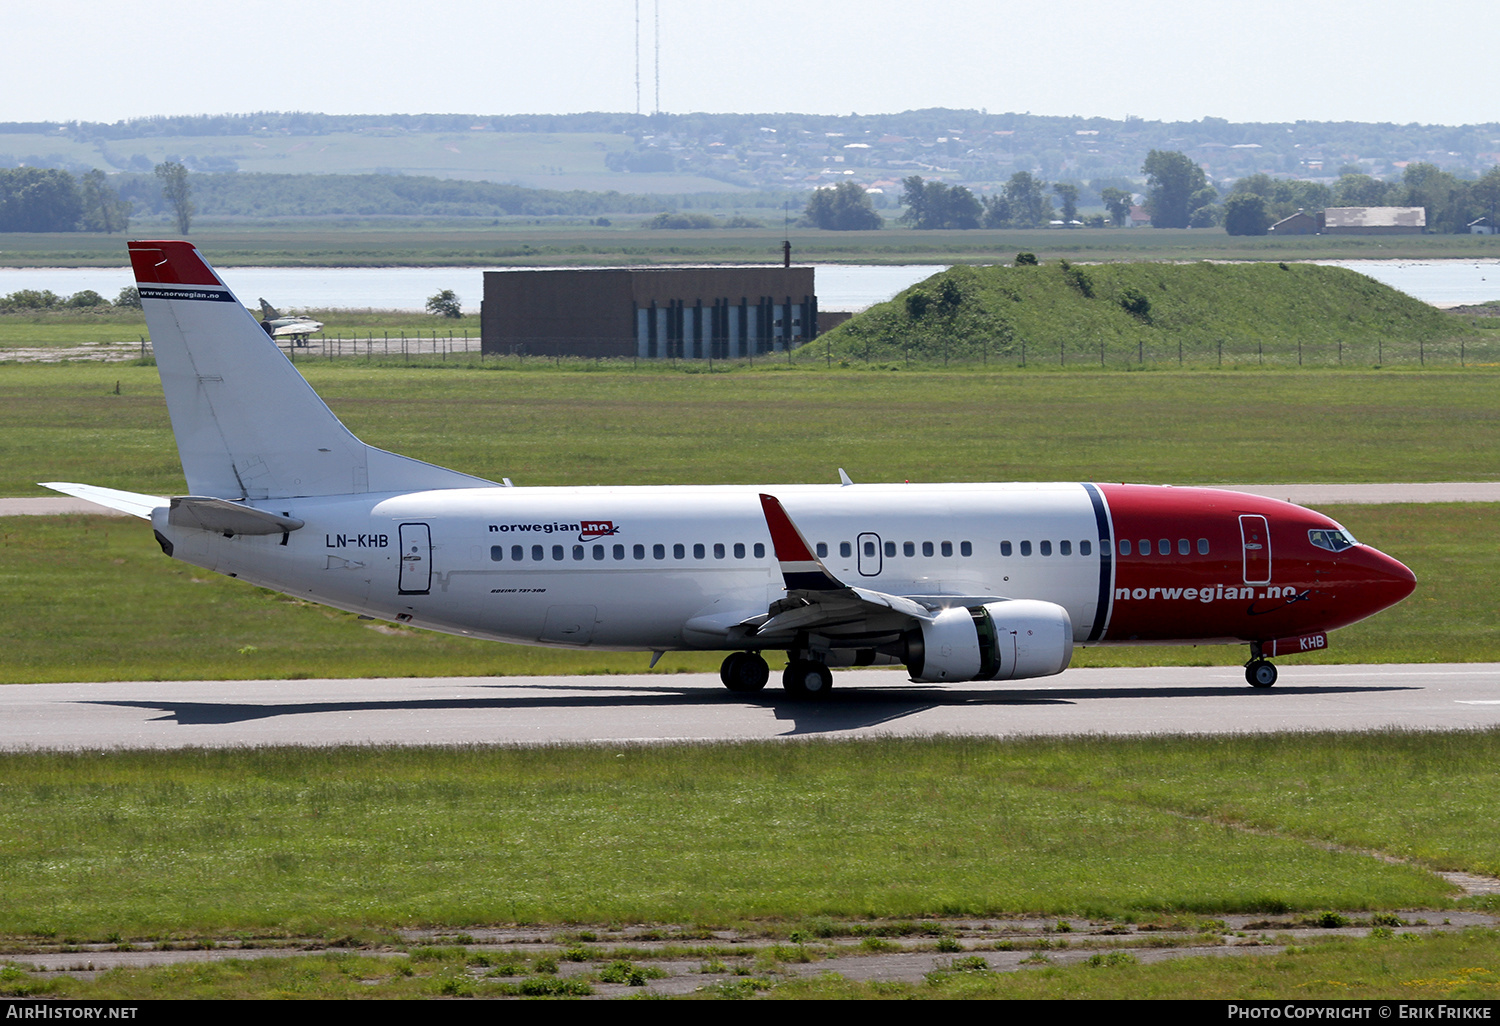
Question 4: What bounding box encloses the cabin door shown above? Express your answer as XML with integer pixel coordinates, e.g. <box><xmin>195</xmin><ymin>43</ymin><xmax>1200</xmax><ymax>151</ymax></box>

<box><xmin>398</xmin><ymin>522</ymin><xmax>432</xmax><ymax>595</ymax></box>
<box><xmin>1239</xmin><ymin>515</ymin><xmax>1271</xmax><ymax>585</ymax></box>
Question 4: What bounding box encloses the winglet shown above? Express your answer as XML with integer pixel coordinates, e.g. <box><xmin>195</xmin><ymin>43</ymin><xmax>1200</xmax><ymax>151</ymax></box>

<box><xmin>758</xmin><ymin>493</ymin><xmax>844</xmax><ymax>592</ymax></box>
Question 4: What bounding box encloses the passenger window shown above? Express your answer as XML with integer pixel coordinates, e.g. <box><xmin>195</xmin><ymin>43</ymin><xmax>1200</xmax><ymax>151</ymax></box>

<box><xmin>1158</xmin><ymin>539</ymin><xmax>1170</xmax><ymax>555</ymax></box>
<box><xmin>633</xmin><ymin>544</ymin><xmax>645</xmax><ymax>560</ymax></box>
<box><xmin>960</xmin><ymin>541</ymin><xmax>972</xmax><ymax>556</ymax></box>
<box><xmin>552</xmin><ymin>545</ymin><xmax>564</xmax><ymax>561</ymax></box>
<box><xmin>753</xmin><ymin>543</ymin><xmax>765</xmax><ymax>558</ymax></box>
<box><xmin>864</xmin><ymin>540</ymin><xmax>876</xmax><ymax>557</ymax></box>
<box><xmin>816</xmin><ymin>542</ymin><xmax>828</xmax><ymax>558</ymax></box>
<box><xmin>593</xmin><ymin>545</ymin><xmax>605</xmax><ymax>560</ymax></box>
<box><xmin>734</xmin><ymin>542</ymin><xmax>746</xmax><ymax>559</ymax></box>
<box><xmin>903</xmin><ymin>541</ymin><xmax>915</xmax><ymax>557</ymax></box>
<box><xmin>532</xmin><ymin>544</ymin><xmax>544</xmax><ymax>561</ymax></box>
<box><xmin>1178</xmin><ymin>538</ymin><xmax>1190</xmax><ymax>555</ymax></box>
<box><xmin>941</xmin><ymin>541</ymin><xmax>952</xmax><ymax>557</ymax></box>
<box><xmin>572</xmin><ymin>545</ymin><xmax>584</xmax><ymax>561</ymax></box>
<box><xmin>1139</xmin><ymin>539</ymin><xmax>1150</xmax><ymax>555</ymax></box>
<box><xmin>714</xmin><ymin>543</ymin><xmax>725</xmax><ymax>559</ymax></box>
<box><xmin>922</xmin><ymin>541</ymin><xmax>934</xmax><ymax>557</ymax></box>
<box><xmin>671</xmin><ymin>543</ymin><xmax>683</xmax><ymax>559</ymax></box>
<box><xmin>1040</xmin><ymin>540</ymin><xmax>1052</xmax><ymax>556</ymax></box>
<box><xmin>1080</xmin><ymin>540</ymin><xmax>1091</xmax><ymax>556</ymax></box>
<box><xmin>1119</xmin><ymin>539</ymin><xmax>1131</xmax><ymax>555</ymax></box>
<box><xmin>1060</xmin><ymin>540</ymin><xmax>1071</xmax><ymax>556</ymax></box>
<box><xmin>884</xmin><ymin>541</ymin><xmax>896</xmax><ymax>557</ymax></box>
<box><xmin>840</xmin><ymin>542</ymin><xmax>852</xmax><ymax>557</ymax></box>
<box><xmin>613</xmin><ymin>544</ymin><xmax>625</xmax><ymax>560</ymax></box>
<box><xmin>512</xmin><ymin>545</ymin><xmax>524</xmax><ymax>561</ymax></box>
<box><xmin>491</xmin><ymin>545</ymin><xmax>504</xmax><ymax>561</ymax></box>
<box><xmin>653</xmin><ymin>544</ymin><xmax>666</xmax><ymax>559</ymax></box>
<box><xmin>693</xmin><ymin>543</ymin><xmax>705</xmax><ymax>559</ymax></box>
<box><xmin>1001</xmin><ymin>541</ymin><xmax>1013</xmax><ymax>556</ymax></box>
<box><xmin>1198</xmin><ymin>538</ymin><xmax>1209</xmax><ymax>554</ymax></box>
<box><xmin>1020</xmin><ymin>540</ymin><xmax>1032</xmax><ymax>556</ymax></box>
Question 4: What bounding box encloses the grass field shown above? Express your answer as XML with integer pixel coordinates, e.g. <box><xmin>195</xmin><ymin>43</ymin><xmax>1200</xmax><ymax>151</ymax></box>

<box><xmin>8</xmin><ymin>224</ymin><xmax>1500</xmax><ymax>267</ymax></box>
<box><xmin>4</xmin><ymin>363</ymin><xmax>1498</xmax><ymax>496</ymax></box>
<box><xmin>0</xmin><ymin>733</ymin><xmax>1492</xmax><ymax>942</ymax></box>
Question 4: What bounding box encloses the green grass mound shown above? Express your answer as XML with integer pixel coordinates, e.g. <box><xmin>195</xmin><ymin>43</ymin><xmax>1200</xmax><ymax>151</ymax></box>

<box><xmin>828</xmin><ymin>261</ymin><xmax>1478</xmax><ymax>365</ymax></box>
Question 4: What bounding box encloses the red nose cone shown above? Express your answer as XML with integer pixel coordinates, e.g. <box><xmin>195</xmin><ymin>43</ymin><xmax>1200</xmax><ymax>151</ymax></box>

<box><xmin>1348</xmin><ymin>545</ymin><xmax>1417</xmax><ymax>621</ymax></box>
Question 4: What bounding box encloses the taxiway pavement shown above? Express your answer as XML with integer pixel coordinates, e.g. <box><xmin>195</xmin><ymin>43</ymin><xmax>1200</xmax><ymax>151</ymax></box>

<box><xmin>2</xmin><ymin>663</ymin><xmax>1496</xmax><ymax>750</ymax></box>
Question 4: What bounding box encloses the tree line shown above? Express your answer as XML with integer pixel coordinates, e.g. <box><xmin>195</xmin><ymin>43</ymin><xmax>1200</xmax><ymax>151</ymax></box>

<box><xmin>0</xmin><ymin>162</ymin><xmax>196</xmax><ymax>233</ymax></box>
<box><xmin>802</xmin><ymin>151</ymin><xmax>1500</xmax><ymax>236</ymax></box>
<box><xmin>0</xmin><ymin>167</ymin><xmax>131</xmax><ymax>232</ymax></box>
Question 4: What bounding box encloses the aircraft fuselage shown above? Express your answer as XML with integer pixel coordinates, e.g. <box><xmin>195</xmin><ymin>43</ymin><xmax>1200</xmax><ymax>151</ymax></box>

<box><xmin>152</xmin><ymin>480</ymin><xmax>1413</xmax><ymax>655</ymax></box>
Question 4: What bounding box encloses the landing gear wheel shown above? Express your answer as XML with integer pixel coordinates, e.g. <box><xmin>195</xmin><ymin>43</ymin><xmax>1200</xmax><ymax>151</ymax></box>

<box><xmin>782</xmin><ymin>659</ymin><xmax>833</xmax><ymax>698</ymax></box>
<box><xmin>1245</xmin><ymin>659</ymin><xmax>1278</xmax><ymax>688</ymax></box>
<box><xmin>720</xmin><ymin>652</ymin><xmax>770</xmax><ymax>693</ymax></box>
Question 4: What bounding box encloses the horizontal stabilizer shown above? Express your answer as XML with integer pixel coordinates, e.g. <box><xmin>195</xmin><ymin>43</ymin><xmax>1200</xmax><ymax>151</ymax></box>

<box><xmin>168</xmin><ymin>496</ymin><xmax>305</xmax><ymax>536</ymax></box>
<box><xmin>40</xmin><ymin>482</ymin><xmax>164</xmax><ymax>520</ymax></box>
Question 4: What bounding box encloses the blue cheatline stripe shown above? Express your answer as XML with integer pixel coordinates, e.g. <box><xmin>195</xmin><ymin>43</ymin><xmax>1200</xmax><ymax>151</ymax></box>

<box><xmin>138</xmin><ymin>285</ymin><xmax>234</xmax><ymax>302</ymax></box>
<box><xmin>1081</xmin><ymin>482</ymin><xmax>1113</xmax><ymax>641</ymax></box>
<box><xmin>783</xmin><ymin>569</ymin><xmax>841</xmax><ymax>591</ymax></box>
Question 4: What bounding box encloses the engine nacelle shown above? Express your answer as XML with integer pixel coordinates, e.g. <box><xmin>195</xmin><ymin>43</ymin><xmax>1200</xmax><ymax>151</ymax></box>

<box><xmin>905</xmin><ymin>600</ymin><xmax>1074</xmax><ymax>683</ymax></box>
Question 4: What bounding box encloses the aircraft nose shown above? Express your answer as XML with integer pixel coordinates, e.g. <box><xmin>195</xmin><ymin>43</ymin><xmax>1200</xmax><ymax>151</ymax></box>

<box><xmin>1352</xmin><ymin>545</ymin><xmax>1417</xmax><ymax>612</ymax></box>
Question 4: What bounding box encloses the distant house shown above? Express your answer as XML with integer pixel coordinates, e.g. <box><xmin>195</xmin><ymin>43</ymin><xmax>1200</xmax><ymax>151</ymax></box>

<box><xmin>1468</xmin><ymin>217</ymin><xmax>1494</xmax><ymax>235</ymax></box>
<box><xmin>1321</xmin><ymin>207</ymin><xmax>1426</xmax><ymax>234</ymax></box>
<box><xmin>1269</xmin><ymin>211</ymin><xmax>1319</xmax><ymax>235</ymax></box>
<box><xmin>1128</xmin><ymin>204</ymin><xmax>1151</xmax><ymax>227</ymax></box>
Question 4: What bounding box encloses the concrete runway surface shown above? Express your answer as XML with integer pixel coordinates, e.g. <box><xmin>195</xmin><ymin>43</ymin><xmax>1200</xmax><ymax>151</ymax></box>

<box><xmin>2</xmin><ymin>664</ymin><xmax>1496</xmax><ymax>750</ymax></box>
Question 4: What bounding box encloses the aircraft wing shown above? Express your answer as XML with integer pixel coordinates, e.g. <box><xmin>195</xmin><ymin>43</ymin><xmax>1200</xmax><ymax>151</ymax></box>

<box><xmin>40</xmin><ymin>482</ymin><xmax>165</xmax><ymax>520</ymax></box>
<box><xmin>747</xmin><ymin>493</ymin><xmax>938</xmax><ymax>642</ymax></box>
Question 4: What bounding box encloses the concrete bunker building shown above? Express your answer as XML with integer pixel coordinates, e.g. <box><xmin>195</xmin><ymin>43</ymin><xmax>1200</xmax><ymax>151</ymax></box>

<box><xmin>480</xmin><ymin>266</ymin><xmax>817</xmax><ymax>359</ymax></box>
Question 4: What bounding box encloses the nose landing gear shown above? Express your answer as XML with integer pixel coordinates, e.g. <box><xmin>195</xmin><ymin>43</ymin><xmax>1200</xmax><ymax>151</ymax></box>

<box><xmin>1244</xmin><ymin>642</ymin><xmax>1278</xmax><ymax>688</ymax></box>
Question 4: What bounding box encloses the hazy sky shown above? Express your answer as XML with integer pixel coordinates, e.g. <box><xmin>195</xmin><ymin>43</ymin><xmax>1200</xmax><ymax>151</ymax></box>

<box><xmin>8</xmin><ymin>0</ymin><xmax>1498</xmax><ymax>126</ymax></box>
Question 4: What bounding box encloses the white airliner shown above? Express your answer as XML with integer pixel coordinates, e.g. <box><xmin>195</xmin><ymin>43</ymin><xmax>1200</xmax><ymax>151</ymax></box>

<box><xmin>44</xmin><ymin>241</ymin><xmax>1416</xmax><ymax>697</ymax></box>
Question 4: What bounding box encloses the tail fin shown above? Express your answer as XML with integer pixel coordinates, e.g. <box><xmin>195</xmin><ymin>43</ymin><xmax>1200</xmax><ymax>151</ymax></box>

<box><xmin>258</xmin><ymin>298</ymin><xmax>279</xmax><ymax>321</ymax></box>
<box><xmin>130</xmin><ymin>241</ymin><xmax>492</xmax><ymax>499</ymax></box>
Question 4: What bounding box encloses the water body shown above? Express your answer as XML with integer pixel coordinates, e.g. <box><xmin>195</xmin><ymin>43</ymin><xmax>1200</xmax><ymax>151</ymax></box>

<box><xmin>2</xmin><ymin>260</ymin><xmax>1498</xmax><ymax>312</ymax></box>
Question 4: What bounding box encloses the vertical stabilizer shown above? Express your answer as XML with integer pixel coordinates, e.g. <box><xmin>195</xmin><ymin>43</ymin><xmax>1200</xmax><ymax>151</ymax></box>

<box><xmin>129</xmin><ymin>241</ymin><xmax>492</xmax><ymax>499</ymax></box>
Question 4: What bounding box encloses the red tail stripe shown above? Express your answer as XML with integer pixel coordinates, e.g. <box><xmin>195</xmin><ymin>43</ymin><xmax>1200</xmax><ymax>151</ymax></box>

<box><xmin>127</xmin><ymin>240</ymin><xmax>222</xmax><ymax>287</ymax></box>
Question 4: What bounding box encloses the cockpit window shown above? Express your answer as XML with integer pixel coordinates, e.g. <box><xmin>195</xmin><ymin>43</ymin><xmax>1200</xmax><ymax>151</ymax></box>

<box><xmin>1308</xmin><ymin>528</ymin><xmax>1357</xmax><ymax>552</ymax></box>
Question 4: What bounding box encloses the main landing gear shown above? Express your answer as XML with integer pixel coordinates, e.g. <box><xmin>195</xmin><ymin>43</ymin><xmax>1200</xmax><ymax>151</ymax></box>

<box><xmin>720</xmin><ymin>651</ymin><xmax>770</xmax><ymax>693</ymax></box>
<box><xmin>1244</xmin><ymin>642</ymin><xmax>1278</xmax><ymax>688</ymax></box>
<box><xmin>782</xmin><ymin>659</ymin><xmax>833</xmax><ymax>698</ymax></box>
<box><xmin>718</xmin><ymin>652</ymin><xmax>834</xmax><ymax>698</ymax></box>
